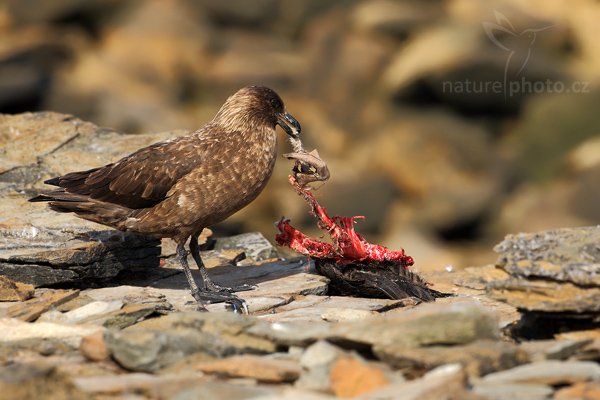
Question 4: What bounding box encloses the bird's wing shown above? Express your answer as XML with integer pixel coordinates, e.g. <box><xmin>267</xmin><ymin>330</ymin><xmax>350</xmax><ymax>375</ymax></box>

<box><xmin>49</xmin><ymin>131</ymin><xmax>215</xmax><ymax>209</ymax></box>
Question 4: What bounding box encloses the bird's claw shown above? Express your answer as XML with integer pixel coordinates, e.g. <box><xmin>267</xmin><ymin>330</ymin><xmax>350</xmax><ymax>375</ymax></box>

<box><xmin>226</xmin><ymin>298</ymin><xmax>249</xmax><ymax>314</ymax></box>
<box><xmin>190</xmin><ymin>288</ymin><xmax>250</xmax><ymax>314</ymax></box>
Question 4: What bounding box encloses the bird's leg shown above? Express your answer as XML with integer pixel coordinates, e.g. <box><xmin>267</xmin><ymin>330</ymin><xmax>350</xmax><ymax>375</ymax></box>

<box><xmin>176</xmin><ymin>243</ymin><xmax>207</xmax><ymax>312</ymax></box>
<box><xmin>187</xmin><ymin>234</ymin><xmax>251</xmax><ymax>313</ymax></box>
<box><xmin>189</xmin><ymin>234</ymin><xmax>255</xmax><ymax>293</ymax></box>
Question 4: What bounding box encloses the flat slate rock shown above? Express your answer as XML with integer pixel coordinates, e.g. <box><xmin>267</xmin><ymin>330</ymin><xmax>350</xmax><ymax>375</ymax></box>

<box><xmin>169</xmin><ymin>381</ymin><xmax>283</xmax><ymax>400</ymax></box>
<box><xmin>0</xmin><ymin>363</ymin><xmax>89</xmax><ymax>400</ymax></box>
<box><xmin>494</xmin><ymin>226</ymin><xmax>600</xmax><ymax>286</ymax></box>
<box><xmin>488</xmin><ymin>226</ymin><xmax>600</xmax><ymax>316</ymax></box>
<box><xmin>487</xmin><ymin>278</ymin><xmax>600</xmax><ymax>313</ymax></box>
<box><xmin>0</xmin><ymin>317</ymin><xmax>103</xmax><ymax>349</ymax></box>
<box><xmin>329</xmin><ymin>301</ymin><xmax>500</xmax><ymax>349</ymax></box>
<box><xmin>480</xmin><ymin>360</ymin><xmax>600</xmax><ymax>385</ymax></box>
<box><xmin>72</xmin><ymin>373</ymin><xmax>201</xmax><ymax>397</ymax></box>
<box><xmin>519</xmin><ymin>339</ymin><xmax>593</xmax><ymax>362</ymax></box>
<box><xmin>471</xmin><ymin>382</ymin><xmax>554</xmax><ymax>400</ymax></box>
<box><xmin>214</xmin><ymin>232</ymin><xmax>279</xmax><ymax>262</ymax></box>
<box><xmin>0</xmin><ymin>275</ymin><xmax>34</xmax><ymax>301</ymax></box>
<box><xmin>7</xmin><ymin>289</ymin><xmax>79</xmax><ymax>321</ymax></box>
<box><xmin>374</xmin><ymin>340</ymin><xmax>528</xmax><ymax>377</ymax></box>
<box><xmin>38</xmin><ymin>300</ymin><xmax>124</xmax><ymax>324</ymax></box>
<box><xmin>259</xmin><ymin>295</ymin><xmax>407</xmax><ymax>323</ymax></box>
<box><xmin>0</xmin><ymin>112</ymin><xmax>178</xmax><ymax>287</ymax></box>
<box><xmin>112</xmin><ymin>311</ymin><xmax>279</xmax><ymax>371</ymax></box>
<box><xmin>453</xmin><ymin>264</ymin><xmax>510</xmax><ymax>290</ymax></box>
<box><xmin>194</xmin><ymin>355</ymin><xmax>301</xmax><ymax>383</ymax></box>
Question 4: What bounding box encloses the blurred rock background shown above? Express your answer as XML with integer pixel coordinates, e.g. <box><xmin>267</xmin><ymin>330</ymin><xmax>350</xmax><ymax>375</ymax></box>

<box><xmin>1</xmin><ymin>0</ymin><xmax>599</xmax><ymax>272</ymax></box>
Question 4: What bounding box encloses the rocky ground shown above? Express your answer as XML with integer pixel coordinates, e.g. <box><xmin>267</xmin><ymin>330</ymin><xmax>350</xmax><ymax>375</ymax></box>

<box><xmin>1</xmin><ymin>113</ymin><xmax>600</xmax><ymax>399</ymax></box>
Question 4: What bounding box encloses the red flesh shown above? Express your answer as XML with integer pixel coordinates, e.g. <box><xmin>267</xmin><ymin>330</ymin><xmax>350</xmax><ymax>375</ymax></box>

<box><xmin>276</xmin><ymin>176</ymin><xmax>414</xmax><ymax>267</ymax></box>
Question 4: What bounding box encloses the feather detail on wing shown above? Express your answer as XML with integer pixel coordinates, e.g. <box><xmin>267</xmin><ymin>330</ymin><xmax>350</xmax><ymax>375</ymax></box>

<box><xmin>46</xmin><ymin>132</ymin><xmax>215</xmax><ymax>209</ymax></box>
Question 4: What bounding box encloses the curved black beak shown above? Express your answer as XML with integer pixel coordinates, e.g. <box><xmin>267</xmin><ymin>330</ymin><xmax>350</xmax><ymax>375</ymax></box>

<box><xmin>277</xmin><ymin>112</ymin><xmax>301</xmax><ymax>139</ymax></box>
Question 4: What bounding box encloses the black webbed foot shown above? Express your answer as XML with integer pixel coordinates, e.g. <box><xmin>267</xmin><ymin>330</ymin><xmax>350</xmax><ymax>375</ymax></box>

<box><xmin>191</xmin><ymin>288</ymin><xmax>249</xmax><ymax>314</ymax></box>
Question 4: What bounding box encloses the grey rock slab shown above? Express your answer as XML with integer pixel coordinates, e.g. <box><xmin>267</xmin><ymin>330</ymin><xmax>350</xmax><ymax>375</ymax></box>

<box><xmin>251</xmin><ymin>301</ymin><xmax>501</xmax><ymax>350</ymax></box>
<box><xmin>330</xmin><ymin>300</ymin><xmax>500</xmax><ymax>348</ymax></box>
<box><xmin>0</xmin><ymin>112</ymin><xmax>85</xmax><ymax>175</ymax></box>
<box><xmin>73</xmin><ymin>372</ymin><xmax>201</xmax><ymax>396</ymax></box>
<box><xmin>494</xmin><ymin>226</ymin><xmax>600</xmax><ymax>286</ymax></box>
<box><xmin>109</xmin><ymin>311</ymin><xmax>278</xmax><ymax>371</ymax></box>
<box><xmin>262</xmin><ymin>294</ymin><xmax>397</xmax><ymax>323</ymax></box>
<box><xmin>487</xmin><ymin>277</ymin><xmax>600</xmax><ymax>313</ymax></box>
<box><xmin>102</xmin><ymin>302</ymin><xmax>165</xmax><ymax>329</ymax></box>
<box><xmin>130</xmin><ymin>310</ymin><xmax>257</xmax><ymax>336</ymax></box>
<box><xmin>83</xmin><ymin>286</ymin><xmax>171</xmax><ymax>308</ymax></box>
<box><xmin>253</xmin><ymin>389</ymin><xmax>336</xmax><ymax>400</ymax></box>
<box><xmin>194</xmin><ymin>355</ymin><xmax>301</xmax><ymax>383</ymax></box>
<box><xmin>272</xmin><ymin>295</ymin><xmax>329</xmax><ymax>311</ymax></box>
<box><xmin>83</xmin><ymin>285</ymin><xmax>158</xmax><ymax>302</ymax></box>
<box><xmin>519</xmin><ymin>339</ymin><xmax>593</xmax><ymax>362</ymax></box>
<box><xmin>276</xmin><ymin>295</ymin><xmax>405</xmax><ymax>313</ymax></box>
<box><xmin>0</xmin><ymin>112</ymin><xmax>182</xmax><ymax>287</ymax></box>
<box><xmin>453</xmin><ymin>265</ymin><xmax>510</xmax><ymax>290</ymax></box>
<box><xmin>489</xmin><ymin>227</ymin><xmax>600</xmax><ymax>315</ymax></box>
<box><xmin>481</xmin><ymin>360</ymin><xmax>600</xmax><ymax>385</ymax></box>
<box><xmin>246</xmin><ymin>273</ymin><xmax>329</xmax><ymax>297</ymax></box>
<box><xmin>7</xmin><ymin>288</ymin><xmax>80</xmax><ymax>321</ymax></box>
<box><xmin>374</xmin><ymin>340</ymin><xmax>529</xmax><ymax>378</ymax></box>
<box><xmin>0</xmin><ymin>362</ymin><xmax>89</xmax><ymax>400</ymax></box>
<box><xmin>471</xmin><ymin>382</ymin><xmax>554</xmax><ymax>400</ymax></box>
<box><xmin>259</xmin><ymin>307</ymin><xmax>374</xmax><ymax>324</ymax></box>
<box><xmin>320</xmin><ymin>308</ymin><xmax>378</xmax><ymax>322</ymax></box>
<box><xmin>0</xmin><ymin>317</ymin><xmax>103</xmax><ymax>349</ymax></box>
<box><xmin>38</xmin><ymin>300</ymin><xmax>124</xmax><ymax>324</ymax></box>
<box><xmin>214</xmin><ymin>232</ymin><xmax>279</xmax><ymax>262</ymax></box>
<box><xmin>246</xmin><ymin>320</ymin><xmax>332</xmax><ymax>347</ymax></box>
<box><xmin>105</xmin><ymin>328</ymin><xmax>231</xmax><ymax>373</ymax></box>
<box><xmin>0</xmin><ymin>223</ymin><xmax>161</xmax><ymax>287</ymax></box>
<box><xmin>173</xmin><ymin>381</ymin><xmax>280</xmax><ymax>400</ymax></box>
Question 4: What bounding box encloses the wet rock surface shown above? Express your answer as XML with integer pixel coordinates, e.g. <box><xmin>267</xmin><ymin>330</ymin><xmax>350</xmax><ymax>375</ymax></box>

<box><xmin>0</xmin><ymin>112</ymin><xmax>599</xmax><ymax>398</ymax></box>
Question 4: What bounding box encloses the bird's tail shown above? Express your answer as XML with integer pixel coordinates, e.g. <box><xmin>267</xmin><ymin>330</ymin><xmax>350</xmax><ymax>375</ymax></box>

<box><xmin>29</xmin><ymin>190</ymin><xmax>131</xmax><ymax>228</ymax></box>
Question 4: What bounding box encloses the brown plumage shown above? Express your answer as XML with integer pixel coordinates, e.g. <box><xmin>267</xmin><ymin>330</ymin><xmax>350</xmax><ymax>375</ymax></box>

<box><xmin>30</xmin><ymin>86</ymin><xmax>302</xmax><ymax>313</ymax></box>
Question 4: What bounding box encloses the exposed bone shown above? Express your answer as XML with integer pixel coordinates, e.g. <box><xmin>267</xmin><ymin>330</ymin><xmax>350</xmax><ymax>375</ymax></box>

<box><xmin>284</xmin><ymin>149</ymin><xmax>330</xmax><ymax>187</ymax></box>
